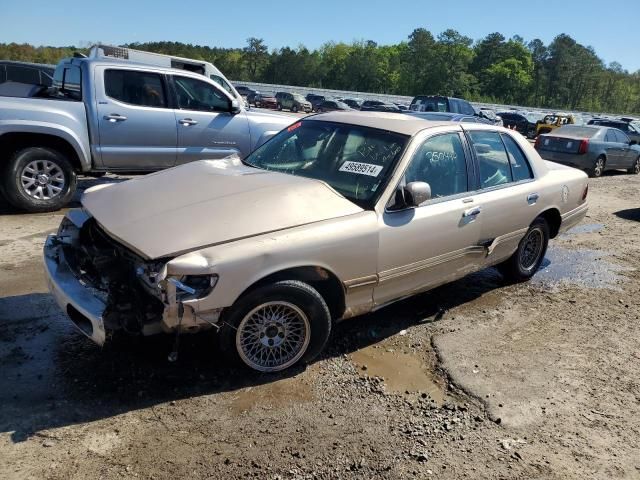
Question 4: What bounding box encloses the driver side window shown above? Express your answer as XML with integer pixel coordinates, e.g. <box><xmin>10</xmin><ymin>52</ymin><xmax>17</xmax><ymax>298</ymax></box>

<box><xmin>403</xmin><ymin>133</ymin><xmax>469</xmax><ymax>199</ymax></box>
<box><xmin>173</xmin><ymin>76</ymin><xmax>230</xmax><ymax>112</ymax></box>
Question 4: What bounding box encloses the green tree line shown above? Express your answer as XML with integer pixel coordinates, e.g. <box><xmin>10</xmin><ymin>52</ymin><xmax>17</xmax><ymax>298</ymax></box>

<box><xmin>2</xmin><ymin>28</ymin><xmax>639</xmax><ymax>113</ymax></box>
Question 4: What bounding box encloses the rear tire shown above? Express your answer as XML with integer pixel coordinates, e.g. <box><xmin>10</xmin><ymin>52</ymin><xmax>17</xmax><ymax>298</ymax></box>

<box><xmin>277</xmin><ymin>103</ymin><xmax>282</xmax><ymax>111</ymax></box>
<box><xmin>1</xmin><ymin>147</ymin><xmax>76</xmax><ymax>213</ymax></box>
<box><xmin>220</xmin><ymin>280</ymin><xmax>332</xmax><ymax>372</ymax></box>
<box><xmin>292</xmin><ymin>104</ymin><xmax>298</xmax><ymax>113</ymax></box>
<box><xmin>498</xmin><ymin>217</ymin><xmax>549</xmax><ymax>283</ymax></box>
<box><xmin>627</xmin><ymin>156</ymin><xmax>640</xmax><ymax>174</ymax></box>
<box><xmin>589</xmin><ymin>156</ymin><xmax>606</xmax><ymax>178</ymax></box>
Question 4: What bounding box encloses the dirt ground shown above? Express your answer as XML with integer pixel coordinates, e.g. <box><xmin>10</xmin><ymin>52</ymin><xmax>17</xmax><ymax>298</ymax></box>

<box><xmin>1</xmin><ymin>169</ymin><xmax>639</xmax><ymax>480</ymax></box>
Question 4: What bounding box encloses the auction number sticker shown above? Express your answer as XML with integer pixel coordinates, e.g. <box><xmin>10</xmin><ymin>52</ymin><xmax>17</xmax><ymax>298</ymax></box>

<box><xmin>339</xmin><ymin>161</ymin><xmax>383</xmax><ymax>177</ymax></box>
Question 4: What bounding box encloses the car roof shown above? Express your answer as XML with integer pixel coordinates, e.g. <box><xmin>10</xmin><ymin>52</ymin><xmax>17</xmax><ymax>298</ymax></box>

<box><xmin>307</xmin><ymin>111</ymin><xmax>454</xmax><ymax>135</ymax></box>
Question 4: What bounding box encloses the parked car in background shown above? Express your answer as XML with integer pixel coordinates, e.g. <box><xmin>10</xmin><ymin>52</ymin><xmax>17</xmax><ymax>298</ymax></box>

<box><xmin>535</xmin><ymin>113</ymin><xmax>575</xmax><ymax>136</ymax></box>
<box><xmin>0</xmin><ymin>56</ymin><xmax>295</xmax><ymax>212</ymax></box>
<box><xmin>276</xmin><ymin>92</ymin><xmax>312</xmax><ymax>113</ymax></box>
<box><xmin>409</xmin><ymin>95</ymin><xmax>476</xmax><ymax>117</ymax></box>
<box><xmin>587</xmin><ymin>118</ymin><xmax>640</xmax><ymax>144</ymax></box>
<box><xmin>316</xmin><ymin>100</ymin><xmax>352</xmax><ymax>112</ymax></box>
<box><xmin>360</xmin><ymin>100</ymin><xmax>401</xmax><ymax>112</ymax></box>
<box><xmin>44</xmin><ymin>112</ymin><xmax>588</xmax><ymax>373</ymax></box>
<box><xmin>235</xmin><ymin>85</ymin><xmax>258</xmax><ymax>98</ymax></box>
<box><xmin>0</xmin><ymin>60</ymin><xmax>55</xmax><ymax>86</ymax></box>
<box><xmin>341</xmin><ymin>98</ymin><xmax>362</xmax><ymax>110</ymax></box>
<box><xmin>306</xmin><ymin>94</ymin><xmax>326</xmax><ymax>112</ymax></box>
<box><xmin>498</xmin><ymin>111</ymin><xmax>537</xmax><ymax>137</ymax></box>
<box><xmin>535</xmin><ymin>125</ymin><xmax>640</xmax><ymax>177</ymax></box>
<box><xmin>254</xmin><ymin>92</ymin><xmax>278</xmax><ymax>109</ymax></box>
<box><xmin>394</xmin><ymin>103</ymin><xmax>409</xmax><ymax>111</ymax></box>
<box><xmin>477</xmin><ymin>108</ymin><xmax>503</xmax><ymax>126</ymax></box>
<box><xmin>246</xmin><ymin>90</ymin><xmax>262</xmax><ymax>106</ymax></box>
<box><xmin>407</xmin><ymin>112</ymin><xmax>487</xmax><ymax>123</ymax></box>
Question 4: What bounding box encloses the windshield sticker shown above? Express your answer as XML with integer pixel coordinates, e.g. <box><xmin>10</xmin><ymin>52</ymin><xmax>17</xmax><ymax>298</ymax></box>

<box><xmin>288</xmin><ymin>121</ymin><xmax>302</xmax><ymax>132</ymax></box>
<box><xmin>339</xmin><ymin>161</ymin><xmax>383</xmax><ymax>177</ymax></box>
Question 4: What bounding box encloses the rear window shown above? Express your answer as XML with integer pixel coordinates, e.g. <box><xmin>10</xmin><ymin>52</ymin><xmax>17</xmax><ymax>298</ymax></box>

<box><xmin>105</xmin><ymin>69</ymin><xmax>167</xmax><ymax>108</ymax></box>
<box><xmin>411</xmin><ymin>96</ymin><xmax>448</xmax><ymax>112</ymax></box>
<box><xmin>553</xmin><ymin>126</ymin><xmax>600</xmax><ymax>138</ymax></box>
<box><xmin>53</xmin><ymin>64</ymin><xmax>82</xmax><ymax>100</ymax></box>
<box><xmin>5</xmin><ymin>65</ymin><xmax>40</xmax><ymax>85</ymax></box>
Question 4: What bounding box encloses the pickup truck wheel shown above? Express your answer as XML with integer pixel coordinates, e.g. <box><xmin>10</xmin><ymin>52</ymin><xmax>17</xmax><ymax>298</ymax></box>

<box><xmin>497</xmin><ymin>217</ymin><xmax>549</xmax><ymax>283</ymax></box>
<box><xmin>291</xmin><ymin>104</ymin><xmax>299</xmax><ymax>113</ymax></box>
<box><xmin>220</xmin><ymin>280</ymin><xmax>332</xmax><ymax>372</ymax></box>
<box><xmin>2</xmin><ymin>147</ymin><xmax>76</xmax><ymax>213</ymax></box>
<box><xmin>627</xmin><ymin>156</ymin><xmax>640</xmax><ymax>174</ymax></box>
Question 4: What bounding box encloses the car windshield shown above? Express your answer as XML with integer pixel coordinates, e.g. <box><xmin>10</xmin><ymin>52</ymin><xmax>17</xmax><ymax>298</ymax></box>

<box><xmin>243</xmin><ymin>120</ymin><xmax>408</xmax><ymax>208</ymax></box>
<box><xmin>293</xmin><ymin>94</ymin><xmax>306</xmax><ymax>102</ymax></box>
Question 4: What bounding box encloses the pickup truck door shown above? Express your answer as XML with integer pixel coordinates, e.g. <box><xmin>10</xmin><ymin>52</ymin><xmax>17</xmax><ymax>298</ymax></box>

<box><xmin>374</xmin><ymin>131</ymin><xmax>483</xmax><ymax>306</ymax></box>
<box><xmin>94</xmin><ymin>67</ymin><xmax>177</xmax><ymax>170</ymax></box>
<box><xmin>170</xmin><ymin>75</ymin><xmax>251</xmax><ymax>164</ymax></box>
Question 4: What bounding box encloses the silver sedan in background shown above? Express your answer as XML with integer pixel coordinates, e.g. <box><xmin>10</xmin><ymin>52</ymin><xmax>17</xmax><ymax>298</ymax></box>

<box><xmin>535</xmin><ymin>125</ymin><xmax>640</xmax><ymax>177</ymax></box>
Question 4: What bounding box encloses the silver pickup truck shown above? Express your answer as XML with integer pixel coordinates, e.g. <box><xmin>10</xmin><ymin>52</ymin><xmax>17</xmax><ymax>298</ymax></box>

<box><xmin>0</xmin><ymin>57</ymin><xmax>295</xmax><ymax>212</ymax></box>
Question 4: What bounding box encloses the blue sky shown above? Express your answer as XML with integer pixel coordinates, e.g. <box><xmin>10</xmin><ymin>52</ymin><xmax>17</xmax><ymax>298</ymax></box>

<box><xmin>3</xmin><ymin>0</ymin><xmax>639</xmax><ymax>71</ymax></box>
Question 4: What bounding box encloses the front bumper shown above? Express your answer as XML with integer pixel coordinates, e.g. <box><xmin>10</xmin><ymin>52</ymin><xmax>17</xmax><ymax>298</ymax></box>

<box><xmin>44</xmin><ymin>235</ymin><xmax>107</xmax><ymax>345</ymax></box>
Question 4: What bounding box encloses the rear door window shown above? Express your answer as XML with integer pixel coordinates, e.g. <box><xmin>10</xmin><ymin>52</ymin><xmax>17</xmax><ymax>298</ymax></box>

<box><xmin>605</xmin><ymin>130</ymin><xmax>617</xmax><ymax>143</ymax></box>
<box><xmin>468</xmin><ymin>131</ymin><xmax>513</xmax><ymax>188</ymax></box>
<box><xmin>501</xmin><ymin>134</ymin><xmax>533</xmax><ymax>181</ymax></box>
<box><xmin>614</xmin><ymin>130</ymin><xmax>630</xmax><ymax>144</ymax></box>
<box><xmin>105</xmin><ymin>70</ymin><xmax>167</xmax><ymax>108</ymax></box>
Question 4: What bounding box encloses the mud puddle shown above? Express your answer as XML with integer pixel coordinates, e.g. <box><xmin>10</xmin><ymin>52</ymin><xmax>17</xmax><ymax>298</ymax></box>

<box><xmin>562</xmin><ymin>223</ymin><xmax>604</xmax><ymax>236</ymax></box>
<box><xmin>534</xmin><ymin>246</ymin><xmax>630</xmax><ymax>290</ymax></box>
<box><xmin>350</xmin><ymin>346</ymin><xmax>445</xmax><ymax>404</ymax></box>
<box><xmin>230</xmin><ymin>375</ymin><xmax>314</xmax><ymax>415</ymax></box>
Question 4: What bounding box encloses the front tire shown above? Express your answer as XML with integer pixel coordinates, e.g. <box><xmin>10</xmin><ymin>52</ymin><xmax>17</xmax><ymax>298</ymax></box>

<box><xmin>589</xmin><ymin>156</ymin><xmax>606</xmax><ymax>178</ymax></box>
<box><xmin>627</xmin><ymin>156</ymin><xmax>640</xmax><ymax>174</ymax></box>
<box><xmin>220</xmin><ymin>280</ymin><xmax>332</xmax><ymax>372</ymax></box>
<box><xmin>498</xmin><ymin>217</ymin><xmax>549</xmax><ymax>283</ymax></box>
<box><xmin>1</xmin><ymin>147</ymin><xmax>76</xmax><ymax>212</ymax></box>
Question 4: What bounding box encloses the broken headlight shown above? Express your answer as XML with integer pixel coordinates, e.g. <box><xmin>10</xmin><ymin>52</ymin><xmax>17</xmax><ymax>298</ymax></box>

<box><xmin>173</xmin><ymin>274</ymin><xmax>219</xmax><ymax>300</ymax></box>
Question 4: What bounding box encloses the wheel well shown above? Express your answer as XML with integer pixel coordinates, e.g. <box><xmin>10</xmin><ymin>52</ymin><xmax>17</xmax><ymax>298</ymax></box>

<box><xmin>242</xmin><ymin>266</ymin><xmax>346</xmax><ymax>320</ymax></box>
<box><xmin>539</xmin><ymin>208</ymin><xmax>562</xmax><ymax>238</ymax></box>
<box><xmin>0</xmin><ymin>133</ymin><xmax>83</xmax><ymax>171</ymax></box>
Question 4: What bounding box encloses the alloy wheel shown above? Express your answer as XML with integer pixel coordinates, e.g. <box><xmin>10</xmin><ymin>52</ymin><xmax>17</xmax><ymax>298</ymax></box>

<box><xmin>20</xmin><ymin>160</ymin><xmax>66</xmax><ymax>200</ymax></box>
<box><xmin>236</xmin><ymin>301</ymin><xmax>311</xmax><ymax>372</ymax></box>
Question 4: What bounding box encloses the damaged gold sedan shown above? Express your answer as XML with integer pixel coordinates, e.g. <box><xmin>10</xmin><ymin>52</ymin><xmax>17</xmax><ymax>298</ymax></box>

<box><xmin>44</xmin><ymin>112</ymin><xmax>589</xmax><ymax>372</ymax></box>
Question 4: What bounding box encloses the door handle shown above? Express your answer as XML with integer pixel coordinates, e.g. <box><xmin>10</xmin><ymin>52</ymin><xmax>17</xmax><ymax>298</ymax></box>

<box><xmin>527</xmin><ymin>193</ymin><xmax>540</xmax><ymax>204</ymax></box>
<box><xmin>104</xmin><ymin>114</ymin><xmax>127</xmax><ymax>122</ymax></box>
<box><xmin>179</xmin><ymin>118</ymin><xmax>198</xmax><ymax>126</ymax></box>
<box><xmin>462</xmin><ymin>206</ymin><xmax>482</xmax><ymax>217</ymax></box>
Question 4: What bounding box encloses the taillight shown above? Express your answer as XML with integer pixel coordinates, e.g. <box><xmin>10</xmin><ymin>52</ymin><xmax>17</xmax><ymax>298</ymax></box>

<box><xmin>582</xmin><ymin>184</ymin><xmax>589</xmax><ymax>201</ymax></box>
<box><xmin>578</xmin><ymin>139</ymin><xmax>589</xmax><ymax>154</ymax></box>
<box><xmin>534</xmin><ymin>136</ymin><xmax>541</xmax><ymax>148</ymax></box>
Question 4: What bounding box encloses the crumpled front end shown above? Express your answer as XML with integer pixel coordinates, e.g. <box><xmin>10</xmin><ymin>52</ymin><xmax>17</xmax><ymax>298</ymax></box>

<box><xmin>44</xmin><ymin>209</ymin><xmax>222</xmax><ymax>345</ymax></box>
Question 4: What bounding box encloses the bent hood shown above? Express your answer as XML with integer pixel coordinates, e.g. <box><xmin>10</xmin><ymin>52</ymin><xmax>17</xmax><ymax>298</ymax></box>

<box><xmin>81</xmin><ymin>158</ymin><xmax>362</xmax><ymax>259</ymax></box>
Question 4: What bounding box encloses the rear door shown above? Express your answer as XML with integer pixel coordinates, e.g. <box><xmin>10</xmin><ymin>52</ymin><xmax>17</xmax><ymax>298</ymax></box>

<box><xmin>95</xmin><ymin>67</ymin><xmax>177</xmax><ymax>170</ymax></box>
<box><xmin>170</xmin><ymin>74</ymin><xmax>251</xmax><ymax>164</ymax></box>
<box><xmin>464</xmin><ymin>129</ymin><xmax>537</xmax><ymax>264</ymax></box>
<box><xmin>604</xmin><ymin>129</ymin><xmax>623</xmax><ymax>167</ymax></box>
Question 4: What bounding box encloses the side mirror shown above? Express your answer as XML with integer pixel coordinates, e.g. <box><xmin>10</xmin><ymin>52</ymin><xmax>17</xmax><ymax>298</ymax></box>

<box><xmin>395</xmin><ymin>182</ymin><xmax>431</xmax><ymax>209</ymax></box>
<box><xmin>231</xmin><ymin>99</ymin><xmax>242</xmax><ymax>114</ymax></box>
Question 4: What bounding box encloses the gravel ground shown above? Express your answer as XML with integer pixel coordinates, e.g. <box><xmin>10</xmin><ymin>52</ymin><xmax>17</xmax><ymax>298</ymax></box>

<box><xmin>1</xmin><ymin>169</ymin><xmax>639</xmax><ymax>479</ymax></box>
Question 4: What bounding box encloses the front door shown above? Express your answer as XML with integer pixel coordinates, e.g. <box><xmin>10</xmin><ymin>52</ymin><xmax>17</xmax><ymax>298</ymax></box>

<box><xmin>95</xmin><ymin>67</ymin><xmax>177</xmax><ymax>170</ymax></box>
<box><xmin>171</xmin><ymin>75</ymin><xmax>251</xmax><ymax>164</ymax></box>
<box><xmin>374</xmin><ymin>132</ymin><xmax>483</xmax><ymax>306</ymax></box>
